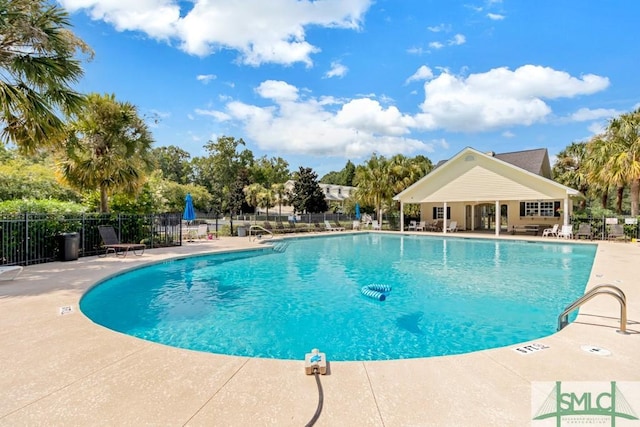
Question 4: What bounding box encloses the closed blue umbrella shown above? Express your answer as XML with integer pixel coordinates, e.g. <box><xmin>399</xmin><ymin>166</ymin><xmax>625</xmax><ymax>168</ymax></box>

<box><xmin>355</xmin><ymin>203</ymin><xmax>361</xmax><ymax>220</ymax></box>
<box><xmin>183</xmin><ymin>193</ymin><xmax>196</xmax><ymax>223</ymax></box>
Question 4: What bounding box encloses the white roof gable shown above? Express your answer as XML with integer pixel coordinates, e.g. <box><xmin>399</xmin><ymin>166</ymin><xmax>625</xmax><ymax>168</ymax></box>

<box><xmin>394</xmin><ymin>147</ymin><xmax>580</xmax><ymax>203</ymax></box>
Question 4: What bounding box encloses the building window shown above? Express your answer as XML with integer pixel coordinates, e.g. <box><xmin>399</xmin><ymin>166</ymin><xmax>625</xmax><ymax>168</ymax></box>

<box><xmin>432</xmin><ymin>206</ymin><xmax>451</xmax><ymax>219</ymax></box>
<box><xmin>520</xmin><ymin>201</ymin><xmax>561</xmax><ymax>217</ymax></box>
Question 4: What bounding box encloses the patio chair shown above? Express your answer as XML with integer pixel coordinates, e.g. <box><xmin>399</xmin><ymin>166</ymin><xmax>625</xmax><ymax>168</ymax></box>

<box><xmin>196</xmin><ymin>223</ymin><xmax>209</xmax><ymax>239</ymax></box>
<box><xmin>406</xmin><ymin>220</ymin><xmax>417</xmax><ymax>231</ymax></box>
<box><xmin>607</xmin><ymin>224</ymin><xmax>627</xmax><ymax>241</ymax></box>
<box><xmin>415</xmin><ymin>221</ymin><xmax>426</xmax><ymax>231</ymax></box>
<box><xmin>0</xmin><ymin>265</ymin><xmax>23</xmax><ymax>281</ymax></box>
<box><xmin>352</xmin><ymin>220</ymin><xmax>361</xmax><ymax>230</ymax></box>
<box><xmin>324</xmin><ymin>220</ymin><xmax>344</xmax><ymax>231</ymax></box>
<box><xmin>425</xmin><ymin>220</ymin><xmax>438</xmax><ymax>231</ymax></box>
<box><xmin>557</xmin><ymin>225</ymin><xmax>574</xmax><ymax>239</ymax></box>
<box><xmin>371</xmin><ymin>220</ymin><xmax>381</xmax><ymax>230</ymax></box>
<box><xmin>542</xmin><ymin>224</ymin><xmax>559</xmax><ymax>237</ymax></box>
<box><xmin>574</xmin><ymin>223</ymin><xmax>593</xmax><ymax>240</ymax></box>
<box><xmin>97</xmin><ymin>225</ymin><xmax>146</xmax><ymax>257</ymax></box>
<box><xmin>446</xmin><ymin>221</ymin><xmax>458</xmax><ymax>232</ymax></box>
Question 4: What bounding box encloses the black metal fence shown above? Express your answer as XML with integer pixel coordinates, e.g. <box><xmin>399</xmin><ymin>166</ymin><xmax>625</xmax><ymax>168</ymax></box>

<box><xmin>570</xmin><ymin>215</ymin><xmax>640</xmax><ymax>240</ymax></box>
<box><xmin>1</xmin><ymin>212</ymin><xmax>183</xmax><ymax>266</ymax></box>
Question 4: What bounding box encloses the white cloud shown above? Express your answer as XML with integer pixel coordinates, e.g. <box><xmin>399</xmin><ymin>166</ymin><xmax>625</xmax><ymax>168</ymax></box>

<box><xmin>570</xmin><ymin>107</ymin><xmax>618</xmax><ymax>122</ymax></box>
<box><xmin>196</xmin><ymin>74</ymin><xmax>216</xmax><ymax>83</ymax></box>
<box><xmin>502</xmin><ymin>130</ymin><xmax>515</xmax><ymax>138</ymax></box>
<box><xmin>587</xmin><ymin>122</ymin><xmax>606</xmax><ymax>135</ymax></box>
<box><xmin>427</xmin><ymin>23</ymin><xmax>451</xmax><ymax>33</ymax></box>
<box><xmin>487</xmin><ymin>13</ymin><xmax>505</xmax><ymax>20</ymax></box>
<box><xmin>417</xmin><ymin>65</ymin><xmax>610</xmax><ymax>132</ymax></box>
<box><xmin>194</xmin><ymin>66</ymin><xmax>609</xmax><ymax>158</ymax></box>
<box><xmin>59</xmin><ymin>0</ymin><xmax>372</xmax><ymax>66</ymax></box>
<box><xmin>199</xmin><ymin>80</ymin><xmax>434</xmax><ymax>158</ymax></box>
<box><xmin>429</xmin><ymin>41</ymin><xmax>444</xmax><ymax>49</ymax></box>
<box><xmin>405</xmin><ymin>65</ymin><xmax>434</xmax><ymax>84</ymax></box>
<box><xmin>407</xmin><ymin>46</ymin><xmax>428</xmax><ymax>55</ymax></box>
<box><xmin>325</xmin><ymin>61</ymin><xmax>348</xmax><ymax>78</ymax></box>
<box><xmin>449</xmin><ymin>34</ymin><xmax>466</xmax><ymax>46</ymax></box>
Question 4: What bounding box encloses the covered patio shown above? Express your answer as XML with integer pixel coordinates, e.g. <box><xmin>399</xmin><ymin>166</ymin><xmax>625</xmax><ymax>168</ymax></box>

<box><xmin>394</xmin><ymin>147</ymin><xmax>582</xmax><ymax>236</ymax></box>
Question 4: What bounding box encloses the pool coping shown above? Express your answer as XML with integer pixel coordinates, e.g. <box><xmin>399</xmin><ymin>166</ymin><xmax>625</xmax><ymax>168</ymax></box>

<box><xmin>1</xmin><ymin>232</ymin><xmax>639</xmax><ymax>426</ymax></box>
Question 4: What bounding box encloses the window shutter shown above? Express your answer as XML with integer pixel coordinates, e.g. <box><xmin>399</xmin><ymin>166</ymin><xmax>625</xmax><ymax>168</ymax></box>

<box><xmin>446</xmin><ymin>207</ymin><xmax>451</xmax><ymax>219</ymax></box>
<box><xmin>554</xmin><ymin>201</ymin><xmax>561</xmax><ymax>217</ymax></box>
<box><xmin>432</xmin><ymin>207</ymin><xmax>437</xmax><ymax>219</ymax></box>
<box><xmin>520</xmin><ymin>202</ymin><xmax>525</xmax><ymax>216</ymax></box>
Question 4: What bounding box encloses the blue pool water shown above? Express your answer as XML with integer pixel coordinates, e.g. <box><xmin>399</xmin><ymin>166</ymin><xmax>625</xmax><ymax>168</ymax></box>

<box><xmin>80</xmin><ymin>234</ymin><xmax>596</xmax><ymax>361</ymax></box>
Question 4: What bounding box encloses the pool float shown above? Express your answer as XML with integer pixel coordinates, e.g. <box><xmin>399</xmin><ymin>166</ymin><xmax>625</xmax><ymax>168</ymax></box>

<box><xmin>361</xmin><ymin>284</ymin><xmax>392</xmax><ymax>301</ymax></box>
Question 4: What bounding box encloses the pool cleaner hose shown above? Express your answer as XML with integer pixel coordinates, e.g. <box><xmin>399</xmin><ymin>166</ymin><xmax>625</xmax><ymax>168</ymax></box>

<box><xmin>305</xmin><ymin>368</ymin><xmax>324</xmax><ymax>427</ymax></box>
<box><xmin>304</xmin><ymin>349</ymin><xmax>327</xmax><ymax>426</ymax></box>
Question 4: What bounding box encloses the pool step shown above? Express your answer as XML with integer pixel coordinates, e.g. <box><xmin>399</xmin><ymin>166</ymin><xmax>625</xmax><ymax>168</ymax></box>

<box><xmin>269</xmin><ymin>241</ymin><xmax>289</xmax><ymax>253</ymax></box>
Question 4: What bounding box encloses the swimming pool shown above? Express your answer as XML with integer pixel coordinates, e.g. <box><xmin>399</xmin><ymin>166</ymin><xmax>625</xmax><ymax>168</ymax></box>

<box><xmin>80</xmin><ymin>234</ymin><xmax>596</xmax><ymax>361</ymax></box>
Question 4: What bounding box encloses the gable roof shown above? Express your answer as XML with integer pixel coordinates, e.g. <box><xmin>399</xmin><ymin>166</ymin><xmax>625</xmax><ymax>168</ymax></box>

<box><xmin>494</xmin><ymin>148</ymin><xmax>551</xmax><ymax>178</ymax></box>
<box><xmin>394</xmin><ymin>147</ymin><xmax>580</xmax><ymax>203</ymax></box>
<box><xmin>434</xmin><ymin>148</ymin><xmax>551</xmax><ymax>178</ymax></box>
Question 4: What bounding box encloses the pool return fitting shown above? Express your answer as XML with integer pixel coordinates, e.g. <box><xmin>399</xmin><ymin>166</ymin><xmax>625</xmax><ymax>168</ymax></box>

<box><xmin>304</xmin><ymin>349</ymin><xmax>327</xmax><ymax>427</ymax></box>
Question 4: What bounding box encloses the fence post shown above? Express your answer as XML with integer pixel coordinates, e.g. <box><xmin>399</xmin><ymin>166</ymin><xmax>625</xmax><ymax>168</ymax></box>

<box><xmin>81</xmin><ymin>213</ymin><xmax>85</xmax><ymax>253</ymax></box>
<box><xmin>150</xmin><ymin>214</ymin><xmax>155</xmax><ymax>249</ymax></box>
<box><xmin>24</xmin><ymin>213</ymin><xmax>29</xmax><ymax>265</ymax></box>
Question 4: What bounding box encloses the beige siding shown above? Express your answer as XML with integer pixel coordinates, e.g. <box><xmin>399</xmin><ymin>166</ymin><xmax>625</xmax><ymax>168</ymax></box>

<box><xmin>398</xmin><ymin>149</ymin><xmax>571</xmax><ymax>203</ymax></box>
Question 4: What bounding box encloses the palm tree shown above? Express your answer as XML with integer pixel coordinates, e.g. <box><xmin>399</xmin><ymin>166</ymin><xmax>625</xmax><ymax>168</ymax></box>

<box><xmin>0</xmin><ymin>0</ymin><xmax>92</xmax><ymax>152</ymax></box>
<box><xmin>552</xmin><ymin>141</ymin><xmax>589</xmax><ymax>210</ymax></box>
<box><xmin>353</xmin><ymin>154</ymin><xmax>395</xmax><ymax>224</ymax></box>
<box><xmin>584</xmin><ymin>135</ymin><xmax>615</xmax><ymax>210</ymax></box>
<box><xmin>257</xmin><ymin>187</ymin><xmax>275</xmax><ymax>218</ymax></box>
<box><xmin>606</xmin><ymin>109</ymin><xmax>640</xmax><ymax>215</ymax></box>
<box><xmin>271</xmin><ymin>183</ymin><xmax>288</xmax><ymax>216</ymax></box>
<box><xmin>56</xmin><ymin>93</ymin><xmax>154</xmax><ymax>213</ymax></box>
<box><xmin>243</xmin><ymin>183</ymin><xmax>264</xmax><ymax>214</ymax></box>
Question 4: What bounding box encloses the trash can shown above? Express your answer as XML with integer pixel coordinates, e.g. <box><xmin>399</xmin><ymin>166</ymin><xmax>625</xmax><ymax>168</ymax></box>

<box><xmin>237</xmin><ymin>226</ymin><xmax>247</xmax><ymax>237</ymax></box>
<box><xmin>58</xmin><ymin>232</ymin><xmax>79</xmax><ymax>261</ymax></box>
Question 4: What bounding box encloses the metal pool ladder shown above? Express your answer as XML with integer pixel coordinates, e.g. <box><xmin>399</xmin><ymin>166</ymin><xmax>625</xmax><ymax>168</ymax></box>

<box><xmin>557</xmin><ymin>284</ymin><xmax>628</xmax><ymax>334</ymax></box>
<box><xmin>249</xmin><ymin>225</ymin><xmax>273</xmax><ymax>241</ymax></box>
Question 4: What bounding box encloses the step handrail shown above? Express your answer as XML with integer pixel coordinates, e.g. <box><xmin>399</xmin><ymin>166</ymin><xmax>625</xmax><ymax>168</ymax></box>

<box><xmin>557</xmin><ymin>284</ymin><xmax>628</xmax><ymax>334</ymax></box>
<box><xmin>248</xmin><ymin>225</ymin><xmax>273</xmax><ymax>241</ymax></box>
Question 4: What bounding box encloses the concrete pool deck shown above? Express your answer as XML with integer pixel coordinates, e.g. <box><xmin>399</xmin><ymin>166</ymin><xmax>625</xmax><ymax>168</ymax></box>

<box><xmin>1</xmin><ymin>232</ymin><xmax>639</xmax><ymax>426</ymax></box>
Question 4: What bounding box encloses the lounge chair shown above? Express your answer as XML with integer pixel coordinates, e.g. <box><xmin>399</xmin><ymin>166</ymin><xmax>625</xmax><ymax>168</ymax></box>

<box><xmin>574</xmin><ymin>223</ymin><xmax>593</xmax><ymax>240</ymax></box>
<box><xmin>196</xmin><ymin>223</ymin><xmax>209</xmax><ymax>239</ymax></box>
<box><xmin>557</xmin><ymin>225</ymin><xmax>574</xmax><ymax>239</ymax></box>
<box><xmin>352</xmin><ymin>220</ymin><xmax>361</xmax><ymax>230</ymax></box>
<box><xmin>0</xmin><ymin>265</ymin><xmax>23</xmax><ymax>280</ymax></box>
<box><xmin>542</xmin><ymin>224</ymin><xmax>559</xmax><ymax>237</ymax></box>
<box><xmin>98</xmin><ymin>225</ymin><xmax>146</xmax><ymax>257</ymax></box>
<box><xmin>607</xmin><ymin>224</ymin><xmax>627</xmax><ymax>241</ymax></box>
<box><xmin>415</xmin><ymin>221</ymin><xmax>426</xmax><ymax>231</ymax></box>
<box><xmin>446</xmin><ymin>221</ymin><xmax>458</xmax><ymax>232</ymax></box>
<box><xmin>406</xmin><ymin>220</ymin><xmax>417</xmax><ymax>231</ymax></box>
<box><xmin>324</xmin><ymin>220</ymin><xmax>345</xmax><ymax>231</ymax></box>
<box><xmin>371</xmin><ymin>220</ymin><xmax>381</xmax><ymax>230</ymax></box>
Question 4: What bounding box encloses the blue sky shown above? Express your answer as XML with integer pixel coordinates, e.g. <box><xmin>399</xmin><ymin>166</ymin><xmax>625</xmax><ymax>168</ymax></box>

<box><xmin>59</xmin><ymin>0</ymin><xmax>640</xmax><ymax>176</ymax></box>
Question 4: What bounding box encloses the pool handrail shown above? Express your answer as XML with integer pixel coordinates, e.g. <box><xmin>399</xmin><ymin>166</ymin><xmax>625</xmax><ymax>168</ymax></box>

<box><xmin>557</xmin><ymin>284</ymin><xmax>627</xmax><ymax>334</ymax></box>
<box><xmin>249</xmin><ymin>225</ymin><xmax>273</xmax><ymax>241</ymax></box>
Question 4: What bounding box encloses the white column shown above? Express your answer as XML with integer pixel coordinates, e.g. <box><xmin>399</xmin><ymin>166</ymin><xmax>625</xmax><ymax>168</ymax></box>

<box><xmin>443</xmin><ymin>202</ymin><xmax>448</xmax><ymax>233</ymax></box>
<box><xmin>495</xmin><ymin>200</ymin><xmax>500</xmax><ymax>236</ymax></box>
<box><xmin>400</xmin><ymin>201</ymin><xmax>404</xmax><ymax>231</ymax></box>
<box><xmin>471</xmin><ymin>204</ymin><xmax>475</xmax><ymax>231</ymax></box>
<box><xmin>564</xmin><ymin>197</ymin><xmax>569</xmax><ymax>225</ymax></box>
